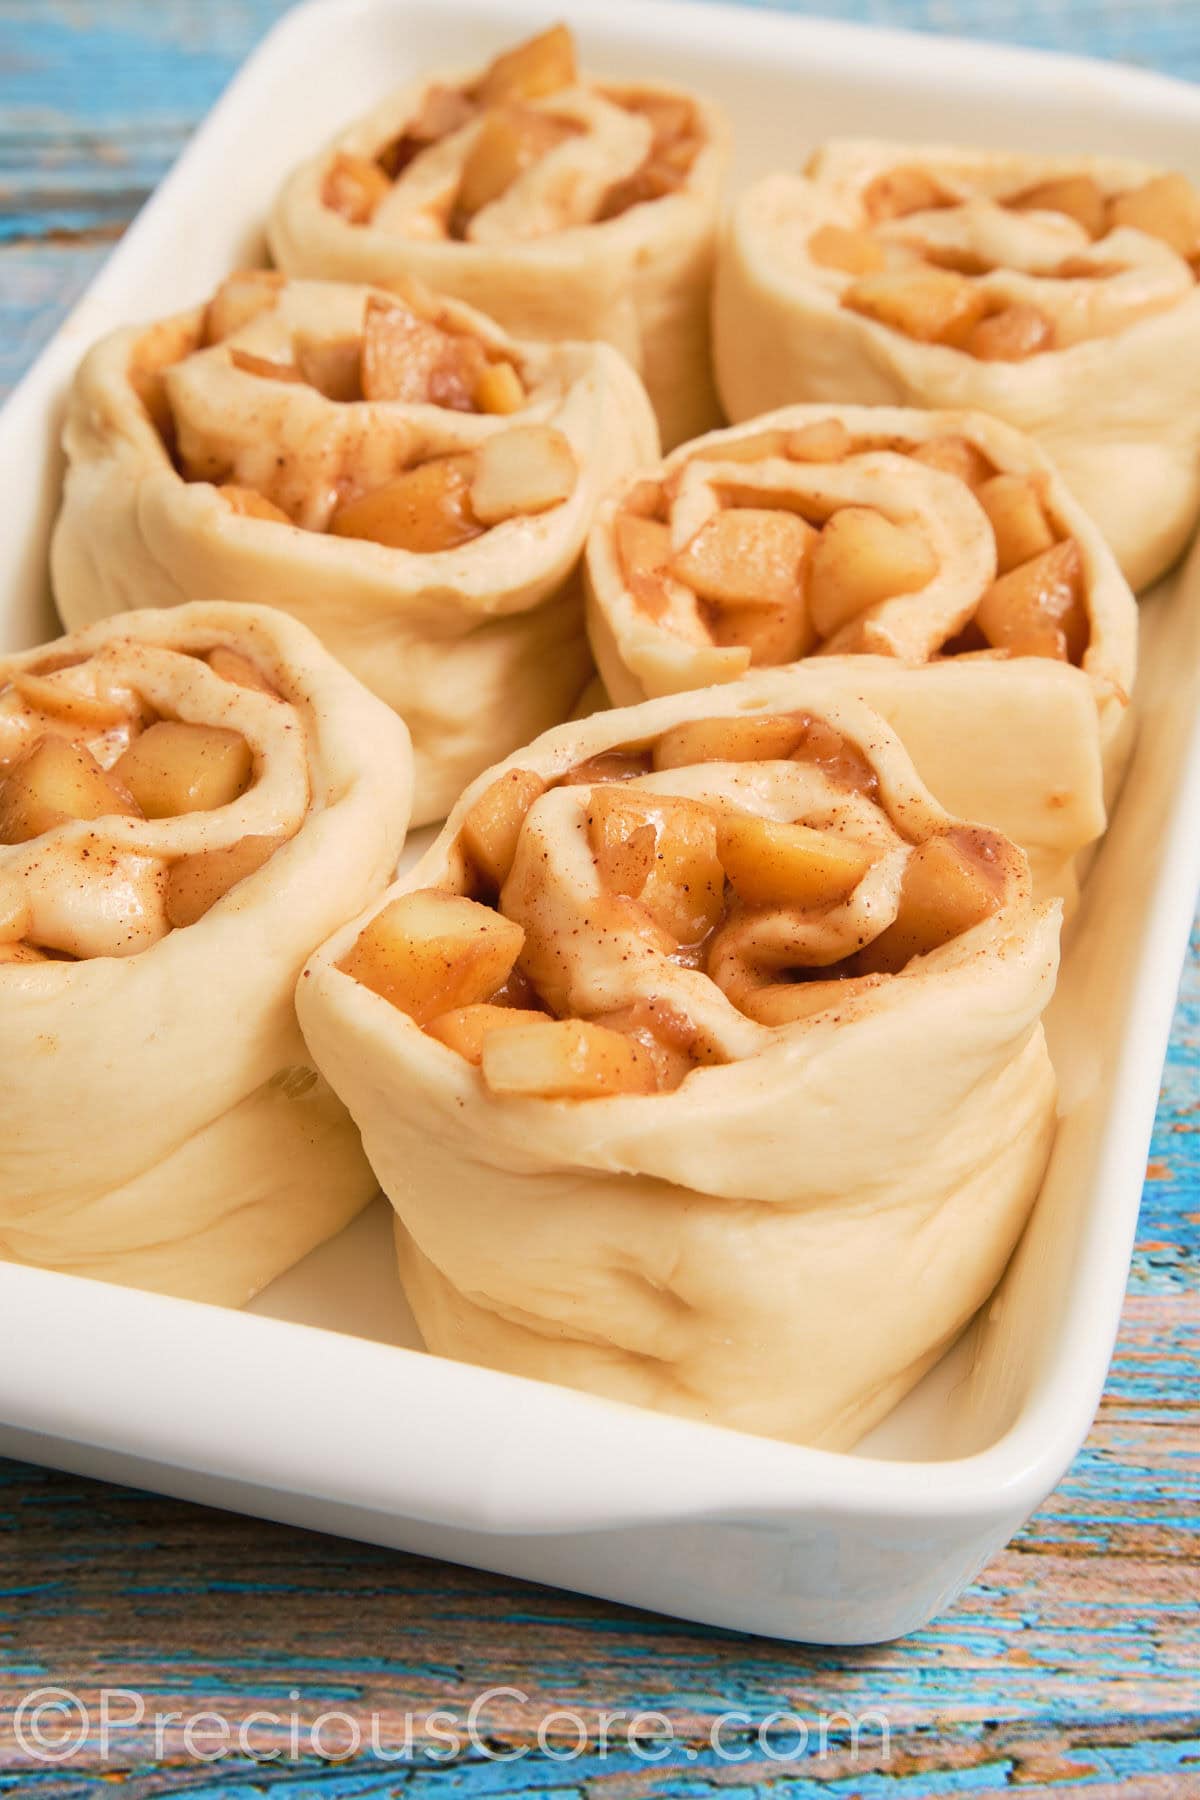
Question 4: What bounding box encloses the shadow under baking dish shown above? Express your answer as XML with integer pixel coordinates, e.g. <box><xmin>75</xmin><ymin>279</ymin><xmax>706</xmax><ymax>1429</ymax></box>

<box><xmin>2</xmin><ymin>0</ymin><xmax>1199</xmax><ymax>1644</ymax></box>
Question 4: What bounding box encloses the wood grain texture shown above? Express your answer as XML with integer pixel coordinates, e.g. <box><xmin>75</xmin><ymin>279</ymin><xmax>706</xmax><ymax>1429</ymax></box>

<box><xmin>0</xmin><ymin>2</ymin><xmax>1197</xmax><ymax>1795</ymax></box>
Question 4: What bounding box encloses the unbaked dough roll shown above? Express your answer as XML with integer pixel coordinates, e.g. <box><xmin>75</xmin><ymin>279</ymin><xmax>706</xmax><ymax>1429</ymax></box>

<box><xmin>586</xmin><ymin>404</ymin><xmax>1137</xmax><ymax>900</ymax></box>
<box><xmin>53</xmin><ymin>272</ymin><xmax>658</xmax><ymax>825</ymax></box>
<box><xmin>0</xmin><ymin>603</ymin><xmax>411</xmax><ymax>1304</ymax></box>
<box><xmin>267</xmin><ymin>25</ymin><xmax>729</xmax><ymax>447</ymax></box>
<box><xmin>714</xmin><ymin>140</ymin><xmax>1200</xmax><ymax>588</ymax></box>
<box><xmin>297</xmin><ymin>676</ymin><xmax>1060</xmax><ymax>1450</ymax></box>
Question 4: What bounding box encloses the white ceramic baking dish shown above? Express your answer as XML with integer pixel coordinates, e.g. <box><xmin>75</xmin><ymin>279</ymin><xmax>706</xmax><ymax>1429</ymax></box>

<box><xmin>1</xmin><ymin>0</ymin><xmax>1198</xmax><ymax>1647</ymax></box>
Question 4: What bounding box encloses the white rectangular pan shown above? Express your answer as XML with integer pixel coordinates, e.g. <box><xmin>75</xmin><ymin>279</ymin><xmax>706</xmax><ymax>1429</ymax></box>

<box><xmin>1</xmin><ymin>0</ymin><xmax>1198</xmax><ymax>1645</ymax></box>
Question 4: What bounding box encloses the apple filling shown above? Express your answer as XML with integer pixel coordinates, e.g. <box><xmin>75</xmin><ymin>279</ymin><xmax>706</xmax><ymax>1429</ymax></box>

<box><xmin>613</xmin><ymin>424</ymin><xmax>1090</xmax><ymax>667</ymax></box>
<box><xmin>341</xmin><ymin>707</ymin><xmax>1012</xmax><ymax>1097</ymax></box>
<box><xmin>126</xmin><ymin>276</ymin><xmax>580</xmax><ymax>551</ymax></box>
<box><xmin>0</xmin><ymin>643</ymin><xmax>296</xmax><ymax>962</ymax></box>
<box><xmin>322</xmin><ymin>26</ymin><xmax>705</xmax><ymax>241</ymax></box>
<box><xmin>812</xmin><ymin>164</ymin><xmax>1200</xmax><ymax>358</ymax></box>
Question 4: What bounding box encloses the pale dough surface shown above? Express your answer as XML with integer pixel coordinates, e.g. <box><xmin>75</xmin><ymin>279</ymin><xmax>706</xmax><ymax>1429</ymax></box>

<box><xmin>268</xmin><ymin>75</ymin><xmax>729</xmax><ymax>448</ymax></box>
<box><xmin>0</xmin><ymin>603</ymin><xmax>412</xmax><ymax>1305</ymax></box>
<box><xmin>714</xmin><ymin>142</ymin><xmax>1200</xmax><ymax>590</ymax></box>
<box><xmin>52</xmin><ymin>280</ymin><xmax>659</xmax><ymax>826</ymax></box>
<box><xmin>297</xmin><ymin>674</ymin><xmax>1060</xmax><ymax>1450</ymax></box>
<box><xmin>586</xmin><ymin>404</ymin><xmax>1137</xmax><ymax>904</ymax></box>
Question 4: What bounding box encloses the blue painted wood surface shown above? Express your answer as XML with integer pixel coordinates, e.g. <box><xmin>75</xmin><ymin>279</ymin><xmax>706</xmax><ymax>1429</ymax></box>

<box><xmin>0</xmin><ymin>2</ymin><xmax>1197</xmax><ymax>1793</ymax></box>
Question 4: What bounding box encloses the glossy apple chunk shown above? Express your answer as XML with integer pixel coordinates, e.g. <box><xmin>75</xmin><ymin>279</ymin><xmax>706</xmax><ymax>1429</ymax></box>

<box><xmin>715</xmin><ymin>812</ymin><xmax>875</xmax><ymax>908</ymax></box>
<box><xmin>975</xmin><ymin>539</ymin><xmax>1087</xmax><ymax>661</ymax></box>
<box><xmin>975</xmin><ymin>475</ymin><xmax>1056</xmax><ymax>574</ymax></box>
<box><xmin>166</xmin><ymin>833</ymin><xmax>287</xmax><ymax>928</ymax></box>
<box><xmin>479</xmin><ymin>1016</ymin><xmax>657</xmax><ymax>1099</ymax></box>
<box><xmin>456</xmin><ymin>106</ymin><xmax>573</xmax><ymax>218</ymax></box>
<box><xmin>460</xmin><ymin>768</ymin><xmax>547</xmax><ymax>892</ymax></box>
<box><xmin>330</xmin><ymin>456</ymin><xmax>483</xmax><ymax>552</ymax></box>
<box><xmin>1108</xmin><ymin>172</ymin><xmax>1200</xmax><ymax>258</ymax></box>
<box><xmin>204</xmin><ymin>646</ymin><xmax>281</xmax><ymax>696</ymax></box>
<box><xmin>0</xmin><ymin>737</ymin><xmax>141</xmax><ymax>844</ymax></box>
<box><xmin>322</xmin><ymin>151</ymin><xmax>392</xmax><ymax>224</ymax></box>
<box><xmin>473</xmin><ymin>23</ymin><xmax>577</xmax><ymax>105</ymax></box>
<box><xmin>114</xmin><ymin>721</ymin><xmax>253</xmax><ymax>818</ymax></box>
<box><xmin>842</xmin><ymin>269</ymin><xmax>989</xmax><ymax>346</ymax></box>
<box><xmin>341</xmin><ymin>888</ymin><xmax>525</xmax><ymax>1024</ymax></box>
<box><xmin>807</xmin><ymin>506</ymin><xmax>938</xmax><ymax>637</ymax></box>
<box><xmin>1010</xmin><ymin>173</ymin><xmax>1107</xmax><ymax>238</ymax></box>
<box><xmin>861</xmin><ymin>832</ymin><xmax>1000</xmax><ymax>972</ymax></box>
<box><xmin>426</xmin><ymin>1001</ymin><xmax>547</xmax><ymax>1062</ymax></box>
<box><xmin>470</xmin><ymin>425</ymin><xmax>577</xmax><ymax>525</ymax></box>
<box><xmin>672</xmin><ymin>508</ymin><xmax>815</xmax><ymax>611</ymax></box>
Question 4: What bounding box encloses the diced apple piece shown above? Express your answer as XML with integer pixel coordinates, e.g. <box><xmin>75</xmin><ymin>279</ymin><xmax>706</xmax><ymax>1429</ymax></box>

<box><xmin>786</xmin><ymin>419</ymin><xmax>854</xmax><ymax>462</ymax></box>
<box><xmin>204</xmin><ymin>646</ymin><xmax>281</xmax><ymax>696</ymax></box>
<box><xmin>377</xmin><ymin>86</ymin><xmax>479</xmax><ymax>177</ymax></box>
<box><xmin>592</xmin><ymin>996</ymin><xmax>699</xmax><ymax>1090</ymax></box>
<box><xmin>339</xmin><ymin>888</ymin><xmax>525</xmax><ymax>1024</ymax></box>
<box><xmin>671</xmin><ymin>509</ymin><xmax>815</xmax><ymax>611</ymax></box>
<box><xmin>165</xmin><ymin>833</ymin><xmax>286</xmax><ymax>929</ymax></box>
<box><xmin>1108</xmin><ymin>172</ymin><xmax>1200</xmax><ymax>258</ymax></box>
<box><xmin>457</xmin><ymin>105</ymin><xmax>569</xmax><ymax>218</ymax></box>
<box><xmin>10</xmin><ymin>671</ymin><xmax>130</xmax><ymax>730</ymax></box>
<box><xmin>1011</xmin><ymin>174</ymin><xmax>1107</xmax><ymax>237</ymax></box>
<box><xmin>586</xmin><ymin>787</ymin><xmax>658</xmax><ymax>896</ymax></box>
<box><xmin>709</xmin><ymin>601</ymin><xmax>813</xmax><ymax>667</ymax></box>
<box><xmin>470</xmin><ymin>425</ymin><xmax>576</xmax><ymax>524</ymax></box>
<box><xmin>474</xmin><ymin>24</ymin><xmax>577</xmax><ymax>105</ymax></box>
<box><xmin>807</xmin><ymin>506</ymin><xmax>938</xmax><ymax>638</ymax></box>
<box><xmin>0</xmin><ymin>942</ymin><xmax>48</xmax><ymax>966</ymax></box>
<box><xmin>861</xmin><ymin>831</ymin><xmax>1000</xmax><ymax>971</ymax></box>
<box><xmin>735</xmin><ymin>975</ymin><xmax>876</xmax><ymax>1027</ymax></box>
<box><xmin>219</xmin><ymin>485</ymin><xmax>292</xmax><ymax>525</ymax></box>
<box><xmin>480</xmin><ymin>1016</ymin><xmax>656</xmax><ymax>1099</ymax></box>
<box><xmin>559</xmin><ymin>749</ymin><xmax>654</xmax><ymax>785</ymax></box>
<box><xmin>909</xmin><ymin>434</ymin><xmax>993</xmax><ymax>487</ymax></box>
<box><xmin>322</xmin><ymin>151</ymin><xmax>392</xmax><ymax>224</ymax></box>
<box><xmin>974</xmin><ymin>538</ymin><xmax>1088</xmax><ymax>662</ymax></box>
<box><xmin>115</xmin><ymin>722</ymin><xmax>252</xmax><ymax>818</ymax></box>
<box><xmin>359</xmin><ymin>296</ymin><xmax>456</xmax><ymax>405</ymax></box>
<box><xmin>460</xmin><ymin>768</ymin><xmax>547</xmax><ymax>891</ymax></box>
<box><xmin>202</xmin><ymin>271</ymin><xmax>284</xmax><ymax>345</ymax></box>
<box><xmin>588</xmin><ymin>789</ymin><xmax>725</xmax><ymax>946</ymax></box>
<box><xmin>330</xmin><ymin>456</ymin><xmax>483</xmax><ymax>552</ymax></box>
<box><xmin>863</xmin><ymin>166</ymin><xmax>947</xmax><ymax>221</ymax></box>
<box><xmin>426</xmin><ymin>1002</ymin><xmax>547</xmax><ymax>1063</ymax></box>
<box><xmin>615</xmin><ymin>513</ymin><xmax>673</xmax><ymax>618</ymax></box>
<box><xmin>790</xmin><ymin>714</ymin><xmax>881</xmax><ymax>797</ymax></box>
<box><xmin>808</xmin><ymin>224</ymin><xmax>886</xmax><ymax>275</ymax></box>
<box><xmin>295</xmin><ymin>335</ymin><xmax>363</xmax><ymax>402</ymax></box>
<box><xmin>653</xmin><ymin>713</ymin><xmax>805</xmax><ymax>769</ymax></box>
<box><xmin>229</xmin><ymin>348</ymin><xmax>304</xmax><ymax>384</ymax></box>
<box><xmin>842</xmin><ymin>269</ymin><xmax>989</xmax><ymax>346</ymax></box>
<box><xmin>474</xmin><ymin>360</ymin><xmax>526</xmax><ymax>414</ymax></box>
<box><xmin>716</xmin><ymin>813</ymin><xmax>874</xmax><ymax>907</ymax></box>
<box><xmin>0</xmin><ymin>738</ymin><xmax>141</xmax><ymax>844</ymax></box>
<box><xmin>976</xmin><ymin>474</ymin><xmax>1056</xmax><ymax>574</ymax></box>
<box><xmin>963</xmin><ymin>304</ymin><xmax>1053</xmax><ymax>362</ymax></box>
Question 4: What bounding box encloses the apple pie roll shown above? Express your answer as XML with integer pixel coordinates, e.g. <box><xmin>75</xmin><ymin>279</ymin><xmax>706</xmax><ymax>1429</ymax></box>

<box><xmin>586</xmin><ymin>405</ymin><xmax>1137</xmax><ymax>899</ymax></box>
<box><xmin>0</xmin><ymin>603</ymin><xmax>411</xmax><ymax>1304</ymax></box>
<box><xmin>267</xmin><ymin>25</ymin><xmax>728</xmax><ymax>447</ymax></box>
<box><xmin>52</xmin><ymin>272</ymin><xmax>657</xmax><ymax>825</ymax></box>
<box><xmin>297</xmin><ymin>678</ymin><xmax>1060</xmax><ymax>1450</ymax></box>
<box><xmin>714</xmin><ymin>141</ymin><xmax>1200</xmax><ymax>588</ymax></box>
